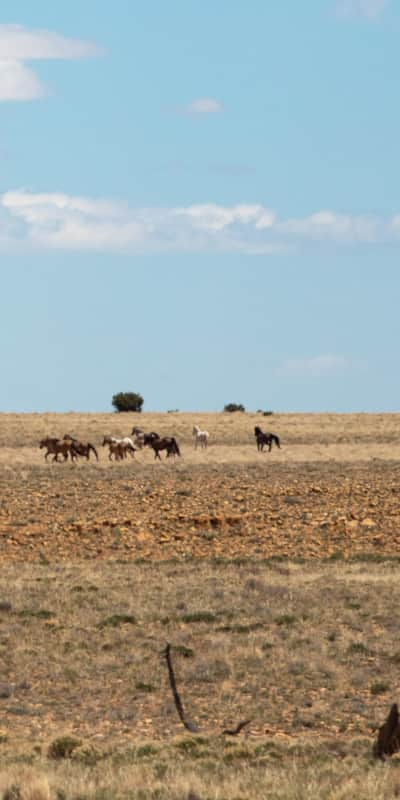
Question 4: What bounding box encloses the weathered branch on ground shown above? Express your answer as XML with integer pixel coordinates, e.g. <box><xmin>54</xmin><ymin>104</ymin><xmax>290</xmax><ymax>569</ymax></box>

<box><xmin>162</xmin><ymin>642</ymin><xmax>252</xmax><ymax>737</ymax></box>
<box><xmin>163</xmin><ymin>643</ymin><xmax>200</xmax><ymax>733</ymax></box>
<box><xmin>222</xmin><ymin>719</ymin><xmax>252</xmax><ymax>736</ymax></box>
<box><xmin>373</xmin><ymin>703</ymin><xmax>400</xmax><ymax>760</ymax></box>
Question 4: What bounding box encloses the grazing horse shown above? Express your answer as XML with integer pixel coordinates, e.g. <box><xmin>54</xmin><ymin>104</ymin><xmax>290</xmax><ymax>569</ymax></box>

<box><xmin>131</xmin><ymin>427</ymin><xmax>160</xmax><ymax>449</ymax></box>
<box><xmin>254</xmin><ymin>426</ymin><xmax>281</xmax><ymax>452</ymax></box>
<box><xmin>102</xmin><ymin>435</ymin><xmax>136</xmax><ymax>460</ymax></box>
<box><xmin>39</xmin><ymin>437</ymin><xmax>76</xmax><ymax>462</ymax></box>
<box><xmin>63</xmin><ymin>435</ymin><xmax>99</xmax><ymax>461</ymax></box>
<box><xmin>192</xmin><ymin>424</ymin><xmax>209</xmax><ymax>449</ymax></box>
<box><xmin>148</xmin><ymin>437</ymin><xmax>181</xmax><ymax>460</ymax></box>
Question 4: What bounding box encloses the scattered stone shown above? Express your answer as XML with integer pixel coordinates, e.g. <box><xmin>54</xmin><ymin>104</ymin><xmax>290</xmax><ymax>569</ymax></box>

<box><xmin>361</xmin><ymin>518</ymin><xmax>376</xmax><ymax>528</ymax></box>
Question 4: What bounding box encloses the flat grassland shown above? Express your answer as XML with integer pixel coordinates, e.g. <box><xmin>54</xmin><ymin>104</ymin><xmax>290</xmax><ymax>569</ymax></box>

<box><xmin>1</xmin><ymin>412</ymin><xmax>400</xmax><ymax>799</ymax></box>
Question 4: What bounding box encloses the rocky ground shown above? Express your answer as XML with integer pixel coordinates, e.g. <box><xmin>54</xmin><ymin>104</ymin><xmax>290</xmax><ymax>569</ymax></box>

<box><xmin>1</xmin><ymin>459</ymin><xmax>400</xmax><ymax>562</ymax></box>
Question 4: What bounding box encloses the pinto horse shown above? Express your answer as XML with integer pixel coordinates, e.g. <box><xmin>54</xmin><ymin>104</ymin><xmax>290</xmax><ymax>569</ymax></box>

<box><xmin>102</xmin><ymin>435</ymin><xmax>136</xmax><ymax>460</ymax></box>
<box><xmin>254</xmin><ymin>426</ymin><xmax>281</xmax><ymax>452</ymax></box>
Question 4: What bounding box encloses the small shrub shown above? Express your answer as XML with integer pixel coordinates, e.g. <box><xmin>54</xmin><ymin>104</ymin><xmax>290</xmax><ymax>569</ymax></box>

<box><xmin>223</xmin><ymin>403</ymin><xmax>245</xmax><ymax>413</ymax></box>
<box><xmin>135</xmin><ymin>681</ymin><xmax>155</xmax><ymax>692</ymax></box>
<box><xmin>275</xmin><ymin>614</ymin><xmax>297</xmax><ymax>626</ymax></box>
<box><xmin>48</xmin><ymin>735</ymin><xmax>82</xmax><ymax>759</ymax></box>
<box><xmin>135</xmin><ymin>744</ymin><xmax>158</xmax><ymax>757</ymax></box>
<box><xmin>173</xmin><ymin>645</ymin><xmax>194</xmax><ymax>658</ymax></box>
<box><xmin>181</xmin><ymin>611</ymin><xmax>217</xmax><ymax>623</ymax></box>
<box><xmin>3</xmin><ymin>786</ymin><xmax>21</xmax><ymax>800</ymax></box>
<box><xmin>97</xmin><ymin>614</ymin><xmax>136</xmax><ymax>629</ymax></box>
<box><xmin>18</xmin><ymin>609</ymin><xmax>55</xmax><ymax>620</ymax></box>
<box><xmin>370</xmin><ymin>681</ymin><xmax>389</xmax><ymax>695</ymax></box>
<box><xmin>347</xmin><ymin>642</ymin><xmax>374</xmax><ymax>657</ymax></box>
<box><xmin>71</xmin><ymin>743</ymin><xmax>103</xmax><ymax>765</ymax></box>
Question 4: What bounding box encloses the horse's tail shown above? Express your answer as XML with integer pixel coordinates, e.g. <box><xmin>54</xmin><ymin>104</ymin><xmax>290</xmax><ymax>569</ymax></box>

<box><xmin>172</xmin><ymin>438</ymin><xmax>181</xmax><ymax>456</ymax></box>
<box><xmin>272</xmin><ymin>434</ymin><xmax>281</xmax><ymax>449</ymax></box>
<box><xmin>89</xmin><ymin>443</ymin><xmax>99</xmax><ymax>461</ymax></box>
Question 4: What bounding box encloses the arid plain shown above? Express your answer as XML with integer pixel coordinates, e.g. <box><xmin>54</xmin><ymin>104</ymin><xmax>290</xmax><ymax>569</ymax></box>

<box><xmin>1</xmin><ymin>412</ymin><xmax>400</xmax><ymax>799</ymax></box>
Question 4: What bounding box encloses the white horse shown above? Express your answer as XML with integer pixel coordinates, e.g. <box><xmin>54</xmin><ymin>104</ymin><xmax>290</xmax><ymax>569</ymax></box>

<box><xmin>102</xmin><ymin>435</ymin><xmax>136</xmax><ymax>460</ymax></box>
<box><xmin>193</xmin><ymin>424</ymin><xmax>209</xmax><ymax>449</ymax></box>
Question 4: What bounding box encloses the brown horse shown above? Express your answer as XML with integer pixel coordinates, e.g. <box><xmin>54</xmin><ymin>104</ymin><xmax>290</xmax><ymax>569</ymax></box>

<box><xmin>63</xmin><ymin>435</ymin><xmax>99</xmax><ymax>461</ymax></box>
<box><xmin>148</xmin><ymin>437</ymin><xmax>181</xmax><ymax>460</ymax></box>
<box><xmin>39</xmin><ymin>437</ymin><xmax>76</xmax><ymax>462</ymax></box>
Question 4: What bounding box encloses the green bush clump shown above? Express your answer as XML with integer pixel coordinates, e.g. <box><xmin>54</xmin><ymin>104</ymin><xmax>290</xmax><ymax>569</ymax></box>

<box><xmin>112</xmin><ymin>392</ymin><xmax>144</xmax><ymax>413</ymax></box>
<box><xmin>223</xmin><ymin>403</ymin><xmax>245</xmax><ymax>413</ymax></box>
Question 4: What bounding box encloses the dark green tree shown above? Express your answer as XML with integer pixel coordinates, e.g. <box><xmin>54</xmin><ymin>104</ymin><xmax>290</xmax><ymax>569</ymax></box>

<box><xmin>112</xmin><ymin>392</ymin><xmax>144</xmax><ymax>413</ymax></box>
<box><xmin>223</xmin><ymin>403</ymin><xmax>245</xmax><ymax>413</ymax></box>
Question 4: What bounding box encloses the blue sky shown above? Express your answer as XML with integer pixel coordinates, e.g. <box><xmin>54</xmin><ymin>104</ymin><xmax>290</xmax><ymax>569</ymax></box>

<box><xmin>1</xmin><ymin>0</ymin><xmax>399</xmax><ymax>412</ymax></box>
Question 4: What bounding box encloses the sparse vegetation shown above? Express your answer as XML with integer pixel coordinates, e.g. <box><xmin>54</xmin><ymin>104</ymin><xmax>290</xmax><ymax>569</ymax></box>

<box><xmin>1</xmin><ymin>411</ymin><xmax>400</xmax><ymax>797</ymax></box>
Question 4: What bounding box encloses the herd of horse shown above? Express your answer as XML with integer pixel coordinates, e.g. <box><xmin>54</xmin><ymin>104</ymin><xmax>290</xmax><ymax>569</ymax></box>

<box><xmin>38</xmin><ymin>425</ymin><xmax>281</xmax><ymax>463</ymax></box>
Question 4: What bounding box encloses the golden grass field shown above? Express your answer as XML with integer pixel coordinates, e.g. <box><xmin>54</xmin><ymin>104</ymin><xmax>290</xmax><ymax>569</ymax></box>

<box><xmin>1</xmin><ymin>412</ymin><xmax>400</xmax><ymax>799</ymax></box>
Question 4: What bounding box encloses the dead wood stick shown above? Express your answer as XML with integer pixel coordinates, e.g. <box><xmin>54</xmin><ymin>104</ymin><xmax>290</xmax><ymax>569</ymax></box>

<box><xmin>222</xmin><ymin>719</ymin><xmax>252</xmax><ymax>736</ymax></box>
<box><xmin>163</xmin><ymin>643</ymin><xmax>200</xmax><ymax>733</ymax></box>
<box><xmin>373</xmin><ymin>703</ymin><xmax>400</xmax><ymax>760</ymax></box>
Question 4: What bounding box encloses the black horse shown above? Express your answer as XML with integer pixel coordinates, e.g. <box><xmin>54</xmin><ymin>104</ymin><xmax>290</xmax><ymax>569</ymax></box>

<box><xmin>149</xmin><ymin>437</ymin><xmax>181</xmax><ymax>460</ymax></box>
<box><xmin>254</xmin><ymin>426</ymin><xmax>281</xmax><ymax>452</ymax></box>
<box><xmin>131</xmin><ymin>427</ymin><xmax>160</xmax><ymax>448</ymax></box>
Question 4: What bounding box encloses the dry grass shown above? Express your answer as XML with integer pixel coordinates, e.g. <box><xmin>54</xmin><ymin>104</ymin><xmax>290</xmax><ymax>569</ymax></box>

<box><xmin>1</xmin><ymin>412</ymin><xmax>400</xmax><ymax>797</ymax></box>
<box><xmin>0</xmin><ymin>560</ymin><xmax>399</xmax><ymax>797</ymax></box>
<box><xmin>2</xmin><ymin>411</ymin><xmax>400</xmax><ymax>465</ymax></box>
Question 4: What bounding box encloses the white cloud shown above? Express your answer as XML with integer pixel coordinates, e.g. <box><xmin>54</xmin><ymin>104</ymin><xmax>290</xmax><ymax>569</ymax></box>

<box><xmin>185</xmin><ymin>98</ymin><xmax>224</xmax><ymax>114</ymax></box>
<box><xmin>0</xmin><ymin>24</ymin><xmax>100</xmax><ymax>101</ymax></box>
<box><xmin>278</xmin><ymin>210</ymin><xmax>382</xmax><ymax>242</ymax></box>
<box><xmin>0</xmin><ymin>60</ymin><xmax>44</xmax><ymax>101</ymax></box>
<box><xmin>279</xmin><ymin>355</ymin><xmax>352</xmax><ymax>377</ymax></box>
<box><xmin>165</xmin><ymin>97</ymin><xmax>224</xmax><ymax>115</ymax></box>
<box><xmin>1</xmin><ymin>189</ymin><xmax>400</xmax><ymax>254</ymax></box>
<box><xmin>174</xmin><ymin>203</ymin><xmax>275</xmax><ymax>231</ymax></box>
<box><xmin>336</xmin><ymin>0</ymin><xmax>386</xmax><ymax>20</ymax></box>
